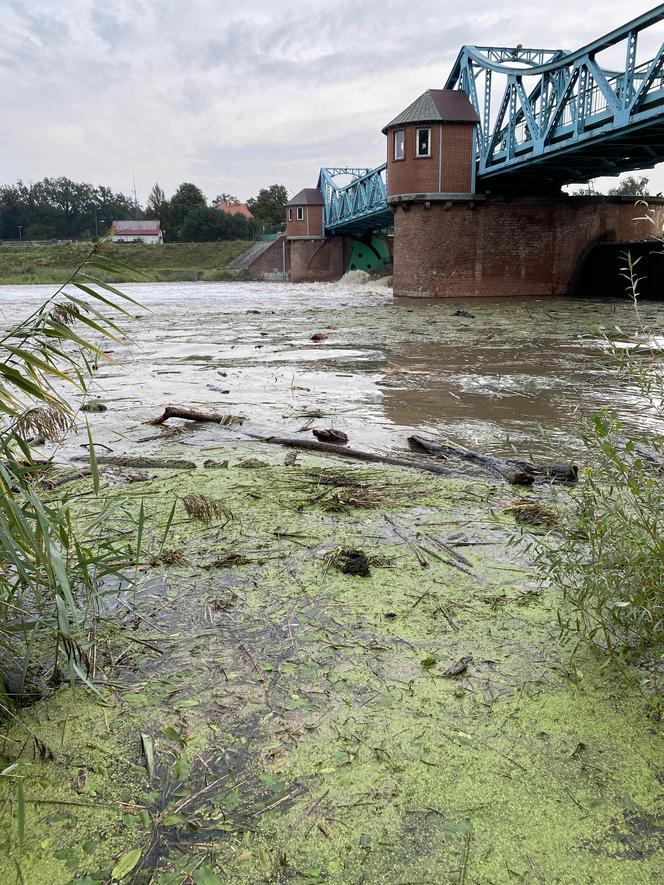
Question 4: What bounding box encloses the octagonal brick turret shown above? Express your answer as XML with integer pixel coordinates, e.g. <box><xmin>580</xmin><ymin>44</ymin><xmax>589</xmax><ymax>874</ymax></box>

<box><xmin>383</xmin><ymin>89</ymin><xmax>479</xmax><ymax>198</ymax></box>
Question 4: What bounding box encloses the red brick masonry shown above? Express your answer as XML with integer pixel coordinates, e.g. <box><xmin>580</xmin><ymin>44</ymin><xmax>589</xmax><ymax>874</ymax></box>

<box><xmin>391</xmin><ymin>195</ymin><xmax>664</xmax><ymax>297</ymax></box>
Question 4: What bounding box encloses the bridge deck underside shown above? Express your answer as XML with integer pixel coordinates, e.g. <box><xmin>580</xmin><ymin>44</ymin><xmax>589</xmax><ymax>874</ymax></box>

<box><xmin>480</xmin><ymin>114</ymin><xmax>664</xmax><ymax>190</ymax></box>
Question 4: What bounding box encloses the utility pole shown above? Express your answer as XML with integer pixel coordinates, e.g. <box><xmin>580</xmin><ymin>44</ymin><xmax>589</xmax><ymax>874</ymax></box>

<box><xmin>94</xmin><ymin>207</ymin><xmax>105</xmax><ymax>238</ymax></box>
<box><xmin>132</xmin><ymin>173</ymin><xmax>139</xmax><ymax>219</ymax></box>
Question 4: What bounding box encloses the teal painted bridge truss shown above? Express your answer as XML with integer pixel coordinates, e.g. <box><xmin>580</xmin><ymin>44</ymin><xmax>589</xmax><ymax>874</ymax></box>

<box><xmin>321</xmin><ymin>6</ymin><xmax>664</xmax><ymax>232</ymax></box>
<box><xmin>445</xmin><ymin>5</ymin><xmax>664</xmax><ymax>188</ymax></box>
<box><xmin>317</xmin><ymin>166</ymin><xmax>391</xmax><ymax>235</ymax></box>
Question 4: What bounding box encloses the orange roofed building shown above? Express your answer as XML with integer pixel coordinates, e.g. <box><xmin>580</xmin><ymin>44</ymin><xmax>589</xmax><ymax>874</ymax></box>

<box><xmin>215</xmin><ymin>202</ymin><xmax>254</xmax><ymax>220</ymax></box>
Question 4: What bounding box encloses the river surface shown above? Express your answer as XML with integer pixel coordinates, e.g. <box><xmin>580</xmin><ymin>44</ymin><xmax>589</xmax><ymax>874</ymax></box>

<box><xmin>0</xmin><ymin>277</ymin><xmax>661</xmax><ymax>461</ymax></box>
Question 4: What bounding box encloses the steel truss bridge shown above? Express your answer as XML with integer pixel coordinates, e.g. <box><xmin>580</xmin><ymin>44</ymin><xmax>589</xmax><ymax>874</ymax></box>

<box><xmin>320</xmin><ymin>6</ymin><xmax>664</xmax><ymax>234</ymax></box>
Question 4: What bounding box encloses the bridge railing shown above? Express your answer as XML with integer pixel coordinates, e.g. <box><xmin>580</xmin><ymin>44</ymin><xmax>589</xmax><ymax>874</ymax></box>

<box><xmin>445</xmin><ymin>5</ymin><xmax>664</xmax><ymax>181</ymax></box>
<box><xmin>318</xmin><ymin>165</ymin><xmax>390</xmax><ymax>232</ymax></box>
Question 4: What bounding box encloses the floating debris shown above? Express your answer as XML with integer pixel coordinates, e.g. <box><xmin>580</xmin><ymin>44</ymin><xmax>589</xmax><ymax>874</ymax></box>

<box><xmin>505</xmin><ymin>499</ymin><xmax>557</xmax><ymax>527</ymax></box>
<box><xmin>182</xmin><ymin>494</ymin><xmax>233</xmax><ymax>525</ymax></box>
<box><xmin>312</xmin><ymin>428</ymin><xmax>349</xmax><ymax>444</ymax></box>
<box><xmin>329</xmin><ymin>547</ymin><xmax>371</xmax><ymax>577</ymax></box>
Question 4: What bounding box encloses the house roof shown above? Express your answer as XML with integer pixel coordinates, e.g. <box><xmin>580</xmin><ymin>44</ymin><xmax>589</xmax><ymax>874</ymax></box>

<box><xmin>216</xmin><ymin>202</ymin><xmax>254</xmax><ymax>219</ymax></box>
<box><xmin>383</xmin><ymin>89</ymin><xmax>479</xmax><ymax>132</ymax></box>
<box><xmin>111</xmin><ymin>219</ymin><xmax>161</xmax><ymax>235</ymax></box>
<box><xmin>287</xmin><ymin>188</ymin><xmax>324</xmax><ymax>206</ymax></box>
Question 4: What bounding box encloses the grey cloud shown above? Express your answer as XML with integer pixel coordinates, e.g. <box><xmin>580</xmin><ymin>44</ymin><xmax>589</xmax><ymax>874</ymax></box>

<box><xmin>0</xmin><ymin>0</ymin><xmax>661</xmax><ymax>200</ymax></box>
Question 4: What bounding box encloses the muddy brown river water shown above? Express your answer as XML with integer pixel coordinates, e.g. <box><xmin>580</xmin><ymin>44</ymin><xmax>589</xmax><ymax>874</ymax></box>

<box><xmin>1</xmin><ymin>277</ymin><xmax>661</xmax><ymax>461</ymax></box>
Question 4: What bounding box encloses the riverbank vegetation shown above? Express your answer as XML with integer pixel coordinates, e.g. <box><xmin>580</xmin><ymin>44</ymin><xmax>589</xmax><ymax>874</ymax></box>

<box><xmin>532</xmin><ymin>254</ymin><xmax>664</xmax><ymax>705</ymax></box>
<box><xmin>0</xmin><ymin>247</ymin><xmax>160</xmax><ymax>708</ymax></box>
<box><xmin>0</xmin><ymin>241</ymin><xmax>251</xmax><ymax>285</ymax></box>
<box><xmin>0</xmin><ymin>177</ymin><xmax>287</xmax><ymax>244</ymax></box>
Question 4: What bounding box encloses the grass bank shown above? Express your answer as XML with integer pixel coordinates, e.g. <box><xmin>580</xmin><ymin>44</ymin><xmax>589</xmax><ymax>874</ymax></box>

<box><xmin>1</xmin><ymin>452</ymin><xmax>661</xmax><ymax>884</ymax></box>
<box><xmin>0</xmin><ymin>241</ymin><xmax>252</xmax><ymax>285</ymax></box>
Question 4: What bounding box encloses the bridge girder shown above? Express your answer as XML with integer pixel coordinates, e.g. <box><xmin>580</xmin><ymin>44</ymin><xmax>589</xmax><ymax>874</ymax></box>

<box><xmin>445</xmin><ymin>5</ymin><xmax>664</xmax><ymax>188</ymax></box>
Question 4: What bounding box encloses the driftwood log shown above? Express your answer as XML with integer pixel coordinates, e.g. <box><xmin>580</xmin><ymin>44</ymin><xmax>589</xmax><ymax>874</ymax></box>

<box><xmin>255</xmin><ymin>436</ymin><xmax>454</xmax><ymax>476</ymax></box>
<box><xmin>408</xmin><ymin>435</ymin><xmax>577</xmax><ymax>485</ymax></box>
<box><xmin>147</xmin><ymin>405</ymin><xmax>244</xmax><ymax>427</ymax></box>
<box><xmin>144</xmin><ymin>407</ymin><xmax>455</xmax><ymax>476</ymax></box>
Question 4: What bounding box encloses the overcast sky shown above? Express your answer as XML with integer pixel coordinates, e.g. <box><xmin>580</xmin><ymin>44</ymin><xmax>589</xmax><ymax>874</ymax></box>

<box><xmin>1</xmin><ymin>0</ymin><xmax>662</xmax><ymax>202</ymax></box>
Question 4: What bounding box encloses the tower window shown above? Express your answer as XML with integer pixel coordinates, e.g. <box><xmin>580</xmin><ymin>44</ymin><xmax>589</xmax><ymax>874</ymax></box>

<box><xmin>296</xmin><ymin>207</ymin><xmax>304</xmax><ymax>221</ymax></box>
<box><xmin>288</xmin><ymin>208</ymin><xmax>292</xmax><ymax>221</ymax></box>
<box><xmin>416</xmin><ymin>128</ymin><xmax>431</xmax><ymax>158</ymax></box>
<box><xmin>394</xmin><ymin>130</ymin><xmax>404</xmax><ymax>161</ymax></box>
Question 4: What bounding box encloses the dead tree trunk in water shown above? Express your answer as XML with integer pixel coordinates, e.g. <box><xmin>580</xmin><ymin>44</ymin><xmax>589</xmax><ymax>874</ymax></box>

<box><xmin>408</xmin><ymin>435</ymin><xmax>577</xmax><ymax>485</ymax></box>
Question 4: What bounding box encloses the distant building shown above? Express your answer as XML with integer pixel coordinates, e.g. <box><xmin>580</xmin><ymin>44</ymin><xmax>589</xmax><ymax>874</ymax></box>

<box><xmin>286</xmin><ymin>188</ymin><xmax>324</xmax><ymax>239</ymax></box>
<box><xmin>110</xmin><ymin>220</ymin><xmax>163</xmax><ymax>244</ymax></box>
<box><xmin>215</xmin><ymin>202</ymin><xmax>254</xmax><ymax>221</ymax></box>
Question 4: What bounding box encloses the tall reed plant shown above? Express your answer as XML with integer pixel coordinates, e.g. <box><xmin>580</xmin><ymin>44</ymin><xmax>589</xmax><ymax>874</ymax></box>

<box><xmin>0</xmin><ymin>246</ymin><xmax>145</xmax><ymax>707</ymax></box>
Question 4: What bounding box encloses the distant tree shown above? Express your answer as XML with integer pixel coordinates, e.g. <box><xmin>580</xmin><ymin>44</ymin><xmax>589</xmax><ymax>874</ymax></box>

<box><xmin>211</xmin><ymin>193</ymin><xmax>239</xmax><ymax>207</ymax></box>
<box><xmin>169</xmin><ymin>182</ymin><xmax>208</xmax><ymax>239</ymax></box>
<box><xmin>179</xmin><ymin>206</ymin><xmax>253</xmax><ymax>242</ymax></box>
<box><xmin>0</xmin><ymin>177</ymin><xmax>135</xmax><ymax>240</ymax></box>
<box><xmin>145</xmin><ymin>182</ymin><xmax>172</xmax><ymax>237</ymax></box>
<box><xmin>608</xmin><ymin>175</ymin><xmax>650</xmax><ymax>197</ymax></box>
<box><xmin>146</xmin><ymin>182</ymin><xmax>167</xmax><ymax>216</ymax></box>
<box><xmin>247</xmin><ymin>184</ymin><xmax>288</xmax><ymax>230</ymax></box>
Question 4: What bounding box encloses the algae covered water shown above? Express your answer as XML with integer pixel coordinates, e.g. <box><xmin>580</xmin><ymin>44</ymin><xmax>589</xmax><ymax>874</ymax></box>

<box><xmin>1</xmin><ymin>278</ymin><xmax>663</xmax><ymax>884</ymax></box>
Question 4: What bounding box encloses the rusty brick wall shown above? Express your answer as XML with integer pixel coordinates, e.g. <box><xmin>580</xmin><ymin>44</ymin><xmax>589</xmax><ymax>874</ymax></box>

<box><xmin>286</xmin><ymin>204</ymin><xmax>323</xmax><ymax>238</ymax></box>
<box><xmin>245</xmin><ymin>236</ymin><xmax>288</xmax><ymax>280</ymax></box>
<box><xmin>290</xmin><ymin>237</ymin><xmax>345</xmax><ymax>283</ymax></box>
<box><xmin>392</xmin><ymin>197</ymin><xmax>664</xmax><ymax>298</ymax></box>
<box><xmin>387</xmin><ymin>126</ymin><xmax>441</xmax><ymax>196</ymax></box>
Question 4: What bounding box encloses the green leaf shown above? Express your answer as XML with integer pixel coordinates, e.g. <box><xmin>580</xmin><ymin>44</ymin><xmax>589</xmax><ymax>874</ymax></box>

<box><xmin>17</xmin><ymin>781</ymin><xmax>25</xmax><ymax>849</ymax></box>
<box><xmin>421</xmin><ymin>656</ymin><xmax>437</xmax><ymax>668</ymax></box>
<box><xmin>162</xmin><ymin>813</ymin><xmax>187</xmax><ymax>826</ymax></box>
<box><xmin>111</xmin><ymin>847</ymin><xmax>142</xmax><ymax>880</ymax></box>
<box><xmin>86</xmin><ymin>420</ymin><xmax>99</xmax><ymax>495</ymax></box>
<box><xmin>141</xmin><ymin>733</ymin><xmax>155</xmax><ymax>781</ymax></box>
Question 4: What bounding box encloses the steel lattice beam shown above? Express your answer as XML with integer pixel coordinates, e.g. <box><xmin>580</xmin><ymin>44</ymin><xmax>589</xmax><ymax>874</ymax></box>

<box><xmin>318</xmin><ymin>166</ymin><xmax>392</xmax><ymax>234</ymax></box>
<box><xmin>444</xmin><ymin>5</ymin><xmax>664</xmax><ymax>186</ymax></box>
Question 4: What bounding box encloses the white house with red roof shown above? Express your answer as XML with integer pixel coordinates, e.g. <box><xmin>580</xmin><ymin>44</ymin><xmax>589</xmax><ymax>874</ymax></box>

<box><xmin>110</xmin><ymin>219</ymin><xmax>163</xmax><ymax>244</ymax></box>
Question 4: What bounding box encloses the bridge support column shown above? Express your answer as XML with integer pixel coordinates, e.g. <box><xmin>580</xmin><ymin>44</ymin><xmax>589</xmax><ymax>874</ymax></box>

<box><xmin>390</xmin><ymin>194</ymin><xmax>664</xmax><ymax>298</ymax></box>
<box><xmin>289</xmin><ymin>237</ymin><xmax>346</xmax><ymax>283</ymax></box>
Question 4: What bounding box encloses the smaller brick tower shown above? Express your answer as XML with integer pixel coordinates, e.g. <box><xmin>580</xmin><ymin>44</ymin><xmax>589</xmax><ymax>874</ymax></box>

<box><xmin>286</xmin><ymin>188</ymin><xmax>324</xmax><ymax>239</ymax></box>
<box><xmin>285</xmin><ymin>187</ymin><xmax>345</xmax><ymax>282</ymax></box>
<box><xmin>383</xmin><ymin>89</ymin><xmax>479</xmax><ymax>198</ymax></box>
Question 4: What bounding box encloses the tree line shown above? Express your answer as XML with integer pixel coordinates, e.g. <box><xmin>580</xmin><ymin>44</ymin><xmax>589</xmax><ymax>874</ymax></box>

<box><xmin>0</xmin><ymin>178</ymin><xmax>288</xmax><ymax>242</ymax></box>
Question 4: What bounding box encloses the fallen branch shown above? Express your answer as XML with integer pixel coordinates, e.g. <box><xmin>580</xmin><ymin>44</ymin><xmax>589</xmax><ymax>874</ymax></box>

<box><xmin>256</xmin><ymin>436</ymin><xmax>454</xmax><ymax>477</ymax></box>
<box><xmin>146</xmin><ymin>405</ymin><xmax>245</xmax><ymax>427</ymax></box>
<box><xmin>73</xmin><ymin>455</ymin><xmax>197</xmax><ymax>469</ymax></box>
<box><xmin>408</xmin><ymin>435</ymin><xmax>577</xmax><ymax>485</ymax></box>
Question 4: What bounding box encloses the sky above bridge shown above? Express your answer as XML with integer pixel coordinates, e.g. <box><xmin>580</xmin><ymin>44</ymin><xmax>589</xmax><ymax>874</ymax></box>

<box><xmin>1</xmin><ymin>0</ymin><xmax>663</xmax><ymax>202</ymax></box>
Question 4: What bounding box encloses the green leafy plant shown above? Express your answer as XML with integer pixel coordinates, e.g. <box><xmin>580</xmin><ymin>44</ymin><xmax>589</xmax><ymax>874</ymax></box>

<box><xmin>533</xmin><ymin>225</ymin><xmax>663</xmax><ymax>704</ymax></box>
<box><xmin>0</xmin><ymin>246</ymin><xmax>147</xmax><ymax>706</ymax></box>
